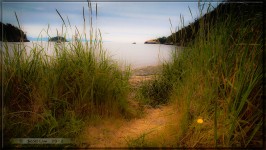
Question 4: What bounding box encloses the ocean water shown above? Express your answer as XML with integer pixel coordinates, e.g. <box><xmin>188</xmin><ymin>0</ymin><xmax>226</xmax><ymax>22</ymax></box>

<box><xmin>102</xmin><ymin>42</ymin><xmax>178</xmax><ymax>69</ymax></box>
<box><xmin>3</xmin><ymin>41</ymin><xmax>179</xmax><ymax>69</ymax></box>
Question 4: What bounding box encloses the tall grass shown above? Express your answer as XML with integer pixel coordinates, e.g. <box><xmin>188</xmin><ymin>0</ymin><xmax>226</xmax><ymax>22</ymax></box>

<box><xmin>2</xmin><ymin>2</ymin><xmax>130</xmax><ymax>147</ymax></box>
<box><xmin>141</xmin><ymin>2</ymin><xmax>263</xmax><ymax>147</ymax></box>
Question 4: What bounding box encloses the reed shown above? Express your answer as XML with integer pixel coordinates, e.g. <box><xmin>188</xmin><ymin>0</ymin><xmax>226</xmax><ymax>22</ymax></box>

<box><xmin>2</xmin><ymin>2</ymin><xmax>130</xmax><ymax>147</ymax></box>
<box><xmin>140</xmin><ymin>2</ymin><xmax>263</xmax><ymax>147</ymax></box>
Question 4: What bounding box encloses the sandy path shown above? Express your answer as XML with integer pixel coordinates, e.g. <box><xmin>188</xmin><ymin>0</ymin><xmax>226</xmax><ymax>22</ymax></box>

<box><xmin>82</xmin><ymin>105</ymin><xmax>174</xmax><ymax>148</ymax></box>
<box><xmin>80</xmin><ymin>66</ymin><xmax>174</xmax><ymax>147</ymax></box>
<box><xmin>106</xmin><ymin>105</ymin><xmax>174</xmax><ymax>147</ymax></box>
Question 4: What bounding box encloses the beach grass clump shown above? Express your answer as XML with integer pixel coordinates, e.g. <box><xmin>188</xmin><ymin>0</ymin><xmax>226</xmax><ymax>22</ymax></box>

<box><xmin>141</xmin><ymin>2</ymin><xmax>263</xmax><ymax>147</ymax></box>
<box><xmin>138</xmin><ymin>77</ymin><xmax>172</xmax><ymax>107</ymax></box>
<box><xmin>137</xmin><ymin>52</ymin><xmax>181</xmax><ymax>107</ymax></box>
<box><xmin>172</xmin><ymin>4</ymin><xmax>262</xmax><ymax>147</ymax></box>
<box><xmin>2</xmin><ymin>37</ymin><xmax>130</xmax><ymax>146</ymax></box>
<box><xmin>2</xmin><ymin>5</ymin><xmax>130</xmax><ymax>147</ymax></box>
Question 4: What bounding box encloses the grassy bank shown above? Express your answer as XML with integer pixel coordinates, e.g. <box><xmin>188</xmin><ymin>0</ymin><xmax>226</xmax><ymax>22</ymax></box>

<box><xmin>140</xmin><ymin>2</ymin><xmax>263</xmax><ymax>147</ymax></box>
<box><xmin>2</xmin><ymin>39</ymin><xmax>131</xmax><ymax>148</ymax></box>
<box><xmin>2</xmin><ymin>5</ymin><xmax>131</xmax><ymax>148</ymax></box>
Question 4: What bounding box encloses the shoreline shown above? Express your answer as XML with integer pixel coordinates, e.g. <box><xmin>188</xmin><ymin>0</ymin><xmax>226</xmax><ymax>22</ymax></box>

<box><xmin>131</xmin><ymin>65</ymin><xmax>162</xmax><ymax>76</ymax></box>
<box><xmin>129</xmin><ymin>65</ymin><xmax>161</xmax><ymax>88</ymax></box>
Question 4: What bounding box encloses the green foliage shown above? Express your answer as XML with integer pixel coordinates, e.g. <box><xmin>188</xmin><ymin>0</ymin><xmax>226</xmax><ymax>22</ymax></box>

<box><xmin>157</xmin><ymin>2</ymin><xmax>263</xmax><ymax>47</ymax></box>
<box><xmin>142</xmin><ymin>2</ymin><xmax>263</xmax><ymax>147</ymax></box>
<box><xmin>2</xmin><ymin>37</ymin><xmax>130</xmax><ymax>146</ymax></box>
<box><xmin>138</xmin><ymin>77</ymin><xmax>172</xmax><ymax>107</ymax></box>
<box><xmin>2</xmin><ymin>2</ymin><xmax>130</xmax><ymax>148</ymax></box>
<box><xmin>157</xmin><ymin>36</ymin><xmax>167</xmax><ymax>44</ymax></box>
<box><xmin>126</xmin><ymin>131</ymin><xmax>155</xmax><ymax>147</ymax></box>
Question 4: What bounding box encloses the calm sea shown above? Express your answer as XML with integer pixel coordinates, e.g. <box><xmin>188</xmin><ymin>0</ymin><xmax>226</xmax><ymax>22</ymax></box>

<box><xmin>3</xmin><ymin>42</ymin><xmax>179</xmax><ymax>69</ymax></box>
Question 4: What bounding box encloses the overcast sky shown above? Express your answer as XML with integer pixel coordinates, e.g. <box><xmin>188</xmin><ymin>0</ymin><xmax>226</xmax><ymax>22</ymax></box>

<box><xmin>2</xmin><ymin>2</ymin><xmax>220</xmax><ymax>43</ymax></box>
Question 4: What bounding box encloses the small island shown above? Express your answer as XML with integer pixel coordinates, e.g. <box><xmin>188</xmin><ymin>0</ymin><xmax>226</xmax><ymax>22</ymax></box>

<box><xmin>48</xmin><ymin>36</ymin><xmax>68</xmax><ymax>42</ymax></box>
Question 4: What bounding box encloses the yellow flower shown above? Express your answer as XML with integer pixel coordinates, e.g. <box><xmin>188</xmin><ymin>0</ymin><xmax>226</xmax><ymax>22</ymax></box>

<box><xmin>197</xmin><ymin>118</ymin><xmax>203</xmax><ymax>124</ymax></box>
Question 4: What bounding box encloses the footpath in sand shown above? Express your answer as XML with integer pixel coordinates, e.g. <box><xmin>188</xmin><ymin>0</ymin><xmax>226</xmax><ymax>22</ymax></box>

<box><xmin>80</xmin><ymin>66</ymin><xmax>177</xmax><ymax>147</ymax></box>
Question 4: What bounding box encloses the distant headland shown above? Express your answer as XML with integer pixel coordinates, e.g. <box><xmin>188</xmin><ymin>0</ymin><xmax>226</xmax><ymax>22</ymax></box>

<box><xmin>0</xmin><ymin>22</ymin><xmax>29</xmax><ymax>42</ymax></box>
<box><xmin>152</xmin><ymin>1</ymin><xmax>261</xmax><ymax>46</ymax></box>
<box><xmin>144</xmin><ymin>39</ymin><xmax>160</xmax><ymax>44</ymax></box>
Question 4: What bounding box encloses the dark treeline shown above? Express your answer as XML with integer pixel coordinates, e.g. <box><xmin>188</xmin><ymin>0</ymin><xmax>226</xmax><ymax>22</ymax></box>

<box><xmin>0</xmin><ymin>22</ymin><xmax>29</xmax><ymax>42</ymax></box>
<box><xmin>159</xmin><ymin>0</ymin><xmax>263</xmax><ymax>46</ymax></box>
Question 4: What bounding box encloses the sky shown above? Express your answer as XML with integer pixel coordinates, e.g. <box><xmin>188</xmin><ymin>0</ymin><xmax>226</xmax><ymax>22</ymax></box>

<box><xmin>2</xmin><ymin>2</ymin><xmax>220</xmax><ymax>43</ymax></box>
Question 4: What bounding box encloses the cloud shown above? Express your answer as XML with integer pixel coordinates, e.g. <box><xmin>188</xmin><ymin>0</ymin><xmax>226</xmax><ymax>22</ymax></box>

<box><xmin>2</xmin><ymin>2</ymin><xmax>220</xmax><ymax>42</ymax></box>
